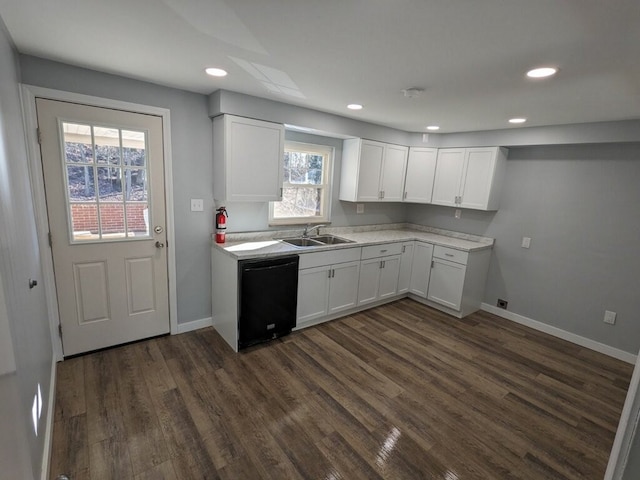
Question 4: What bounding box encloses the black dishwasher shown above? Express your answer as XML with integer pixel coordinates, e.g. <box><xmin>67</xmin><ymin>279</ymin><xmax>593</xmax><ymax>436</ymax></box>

<box><xmin>237</xmin><ymin>254</ymin><xmax>299</xmax><ymax>350</ymax></box>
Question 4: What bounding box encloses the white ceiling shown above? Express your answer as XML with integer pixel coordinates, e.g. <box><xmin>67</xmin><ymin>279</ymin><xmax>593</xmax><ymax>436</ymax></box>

<box><xmin>1</xmin><ymin>0</ymin><xmax>639</xmax><ymax>133</ymax></box>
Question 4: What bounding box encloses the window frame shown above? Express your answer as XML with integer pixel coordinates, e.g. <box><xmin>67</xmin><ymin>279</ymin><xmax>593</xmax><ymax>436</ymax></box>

<box><xmin>269</xmin><ymin>141</ymin><xmax>333</xmax><ymax>226</ymax></box>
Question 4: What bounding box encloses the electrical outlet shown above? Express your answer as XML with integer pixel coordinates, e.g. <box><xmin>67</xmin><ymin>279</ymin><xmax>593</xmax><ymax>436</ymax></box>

<box><xmin>356</xmin><ymin>203</ymin><xmax>365</xmax><ymax>214</ymax></box>
<box><xmin>521</xmin><ymin>237</ymin><xmax>531</xmax><ymax>248</ymax></box>
<box><xmin>190</xmin><ymin>198</ymin><xmax>204</xmax><ymax>212</ymax></box>
<box><xmin>497</xmin><ymin>299</ymin><xmax>508</xmax><ymax>309</ymax></box>
<box><xmin>604</xmin><ymin>310</ymin><xmax>616</xmax><ymax>325</ymax></box>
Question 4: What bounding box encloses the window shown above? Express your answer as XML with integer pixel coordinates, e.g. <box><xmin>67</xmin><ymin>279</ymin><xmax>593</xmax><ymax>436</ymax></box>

<box><xmin>269</xmin><ymin>141</ymin><xmax>333</xmax><ymax>225</ymax></box>
<box><xmin>61</xmin><ymin>122</ymin><xmax>150</xmax><ymax>242</ymax></box>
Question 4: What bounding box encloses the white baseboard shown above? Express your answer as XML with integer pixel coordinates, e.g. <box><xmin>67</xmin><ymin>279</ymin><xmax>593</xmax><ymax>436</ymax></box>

<box><xmin>481</xmin><ymin>303</ymin><xmax>637</xmax><ymax>365</ymax></box>
<box><xmin>41</xmin><ymin>353</ymin><xmax>57</xmax><ymax>480</ymax></box>
<box><xmin>176</xmin><ymin>316</ymin><xmax>213</xmax><ymax>334</ymax></box>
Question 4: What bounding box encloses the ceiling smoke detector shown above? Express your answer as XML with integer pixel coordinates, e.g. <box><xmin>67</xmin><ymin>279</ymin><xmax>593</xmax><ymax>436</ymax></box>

<box><xmin>401</xmin><ymin>88</ymin><xmax>425</xmax><ymax>98</ymax></box>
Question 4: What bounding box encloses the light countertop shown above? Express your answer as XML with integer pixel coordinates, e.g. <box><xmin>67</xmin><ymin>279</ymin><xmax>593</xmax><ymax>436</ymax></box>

<box><xmin>212</xmin><ymin>223</ymin><xmax>494</xmax><ymax>260</ymax></box>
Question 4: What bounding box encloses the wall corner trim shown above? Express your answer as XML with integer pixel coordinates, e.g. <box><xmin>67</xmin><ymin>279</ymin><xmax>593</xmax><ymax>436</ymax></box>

<box><xmin>481</xmin><ymin>303</ymin><xmax>637</xmax><ymax>364</ymax></box>
<box><xmin>176</xmin><ymin>317</ymin><xmax>213</xmax><ymax>334</ymax></box>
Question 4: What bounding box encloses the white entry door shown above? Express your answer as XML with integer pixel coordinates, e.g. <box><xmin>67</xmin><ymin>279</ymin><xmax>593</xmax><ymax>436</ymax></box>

<box><xmin>36</xmin><ymin>98</ymin><xmax>170</xmax><ymax>356</ymax></box>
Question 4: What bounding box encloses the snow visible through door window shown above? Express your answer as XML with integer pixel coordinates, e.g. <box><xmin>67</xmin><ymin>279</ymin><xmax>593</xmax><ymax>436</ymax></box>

<box><xmin>62</xmin><ymin>122</ymin><xmax>150</xmax><ymax>242</ymax></box>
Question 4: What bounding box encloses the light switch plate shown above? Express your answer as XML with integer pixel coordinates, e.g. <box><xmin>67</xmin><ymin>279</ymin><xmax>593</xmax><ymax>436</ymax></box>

<box><xmin>521</xmin><ymin>237</ymin><xmax>531</xmax><ymax>248</ymax></box>
<box><xmin>604</xmin><ymin>310</ymin><xmax>617</xmax><ymax>325</ymax></box>
<box><xmin>356</xmin><ymin>204</ymin><xmax>364</xmax><ymax>214</ymax></box>
<box><xmin>190</xmin><ymin>198</ymin><xmax>204</xmax><ymax>212</ymax></box>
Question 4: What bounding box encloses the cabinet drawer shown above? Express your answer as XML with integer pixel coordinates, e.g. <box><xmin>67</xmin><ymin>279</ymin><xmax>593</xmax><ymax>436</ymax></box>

<box><xmin>433</xmin><ymin>245</ymin><xmax>468</xmax><ymax>265</ymax></box>
<box><xmin>299</xmin><ymin>247</ymin><xmax>362</xmax><ymax>269</ymax></box>
<box><xmin>361</xmin><ymin>242</ymin><xmax>403</xmax><ymax>260</ymax></box>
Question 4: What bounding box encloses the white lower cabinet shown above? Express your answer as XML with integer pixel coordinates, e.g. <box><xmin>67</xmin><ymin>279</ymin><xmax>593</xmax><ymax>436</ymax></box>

<box><xmin>297</xmin><ymin>248</ymin><xmax>361</xmax><ymax>326</ymax></box>
<box><xmin>409</xmin><ymin>242</ymin><xmax>434</xmax><ymax>298</ymax></box>
<box><xmin>418</xmin><ymin>244</ymin><xmax>491</xmax><ymax>318</ymax></box>
<box><xmin>297</xmin><ymin>265</ymin><xmax>331</xmax><ymax>324</ymax></box>
<box><xmin>397</xmin><ymin>242</ymin><xmax>414</xmax><ymax>294</ymax></box>
<box><xmin>328</xmin><ymin>261</ymin><xmax>361</xmax><ymax>314</ymax></box>
<box><xmin>357</xmin><ymin>243</ymin><xmax>403</xmax><ymax>306</ymax></box>
<box><xmin>427</xmin><ymin>257</ymin><xmax>466</xmax><ymax>311</ymax></box>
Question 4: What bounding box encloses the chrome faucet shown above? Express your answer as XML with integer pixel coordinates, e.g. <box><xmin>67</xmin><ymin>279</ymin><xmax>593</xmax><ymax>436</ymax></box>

<box><xmin>302</xmin><ymin>224</ymin><xmax>326</xmax><ymax>238</ymax></box>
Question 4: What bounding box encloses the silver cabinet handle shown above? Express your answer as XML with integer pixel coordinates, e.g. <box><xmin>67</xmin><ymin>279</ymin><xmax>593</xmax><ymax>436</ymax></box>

<box><xmin>155</xmin><ymin>241</ymin><xmax>165</xmax><ymax>248</ymax></box>
<box><xmin>445</xmin><ymin>253</ymin><xmax>454</xmax><ymax>257</ymax></box>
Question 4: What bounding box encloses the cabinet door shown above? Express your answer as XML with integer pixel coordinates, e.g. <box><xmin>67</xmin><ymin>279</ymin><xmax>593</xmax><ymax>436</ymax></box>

<box><xmin>409</xmin><ymin>242</ymin><xmax>434</xmax><ymax>298</ymax></box>
<box><xmin>378</xmin><ymin>255</ymin><xmax>401</xmax><ymax>300</ymax></box>
<box><xmin>297</xmin><ymin>266</ymin><xmax>331</xmax><ymax>324</ymax></box>
<box><xmin>356</xmin><ymin>140</ymin><xmax>384</xmax><ymax>201</ymax></box>
<box><xmin>459</xmin><ymin>148</ymin><xmax>497</xmax><ymax>210</ymax></box>
<box><xmin>404</xmin><ymin>148</ymin><xmax>437</xmax><ymax>203</ymax></box>
<box><xmin>397</xmin><ymin>243</ymin><xmax>414</xmax><ymax>294</ymax></box>
<box><xmin>357</xmin><ymin>258</ymin><xmax>382</xmax><ymax>306</ymax></box>
<box><xmin>328</xmin><ymin>261</ymin><xmax>360</xmax><ymax>314</ymax></box>
<box><xmin>427</xmin><ymin>258</ymin><xmax>466</xmax><ymax>311</ymax></box>
<box><xmin>380</xmin><ymin>144</ymin><xmax>408</xmax><ymax>201</ymax></box>
<box><xmin>222</xmin><ymin>116</ymin><xmax>284</xmax><ymax>202</ymax></box>
<box><xmin>431</xmin><ymin>148</ymin><xmax>465</xmax><ymax>207</ymax></box>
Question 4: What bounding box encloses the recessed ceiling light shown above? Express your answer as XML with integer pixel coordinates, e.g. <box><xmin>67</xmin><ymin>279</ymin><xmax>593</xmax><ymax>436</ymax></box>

<box><xmin>347</xmin><ymin>104</ymin><xmax>363</xmax><ymax>110</ymax></box>
<box><xmin>426</xmin><ymin>125</ymin><xmax>440</xmax><ymax>131</ymax></box>
<box><xmin>205</xmin><ymin>67</ymin><xmax>228</xmax><ymax>77</ymax></box>
<box><xmin>509</xmin><ymin>118</ymin><xmax>527</xmax><ymax>124</ymax></box>
<box><xmin>526</xmin><ymin>67</ymin><xmax>557</xmax><ymax>78</ymax></box>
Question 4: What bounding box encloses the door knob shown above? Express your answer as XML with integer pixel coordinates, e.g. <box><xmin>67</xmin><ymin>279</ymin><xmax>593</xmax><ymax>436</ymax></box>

<box><xmin>155</xmin><ymin>241</ymin><xmax>165</xmax><ymax>248</ymax></box>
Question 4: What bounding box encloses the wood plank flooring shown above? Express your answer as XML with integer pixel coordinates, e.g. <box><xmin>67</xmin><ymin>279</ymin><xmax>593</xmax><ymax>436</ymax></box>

<box><xmin>50</xmin><ymin>299</ymin><xmax>633</xmax><ymax>479</ymax></box>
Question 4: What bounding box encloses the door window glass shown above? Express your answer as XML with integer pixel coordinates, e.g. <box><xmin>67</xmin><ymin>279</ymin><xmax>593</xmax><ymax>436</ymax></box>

<box><xmin>62</xmin><ymin>122</ymin><xmax>150</xmax><ymax>242</ymax></box>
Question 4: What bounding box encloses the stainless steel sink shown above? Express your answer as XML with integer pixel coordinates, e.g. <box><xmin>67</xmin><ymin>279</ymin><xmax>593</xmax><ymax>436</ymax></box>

<box><xmin>281</xmin><ymin>237</ymin><xmax>324</xmax><ymax>247</ymax></box>
<box><xmin>310</xmin><ymin>235</ymin><xmax>355</xmax><ymax>245</ymax></box>
<box><xmin>281</xmin><ymin>234</ymin><xmax>354</xmax><ymax>247</ymax></box>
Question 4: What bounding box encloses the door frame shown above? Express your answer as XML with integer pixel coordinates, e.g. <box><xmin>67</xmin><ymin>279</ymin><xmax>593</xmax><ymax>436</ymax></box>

<box><xmin>20</xmin><ymin>85</ymin><xmax>178</xmax><ymax>361</ymax></box>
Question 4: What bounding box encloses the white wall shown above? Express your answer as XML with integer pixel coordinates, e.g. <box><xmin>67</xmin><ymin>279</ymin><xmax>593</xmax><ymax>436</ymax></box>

<box><xmin>0</xmin><ymin>271</ymin><xmax>16</xmax><ymax>375</ymax></box>
<box><xmin>0</xmin><ymin>19</ymin><xmax>53</xmax><ymax>480</ymax></box>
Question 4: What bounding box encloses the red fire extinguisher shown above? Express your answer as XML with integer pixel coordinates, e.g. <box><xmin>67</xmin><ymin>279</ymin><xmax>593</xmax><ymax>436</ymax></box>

<box><xmin>215</xmin><ymin>206</ymin><xmax>228</xmax><ymax>244</ymax></box>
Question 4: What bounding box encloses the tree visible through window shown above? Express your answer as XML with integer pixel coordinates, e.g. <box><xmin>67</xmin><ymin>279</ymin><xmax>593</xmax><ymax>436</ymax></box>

<box><xmin>270</xmin><ymin>142</ymin><xmax>332</xmax><ymax>224</ymax></box>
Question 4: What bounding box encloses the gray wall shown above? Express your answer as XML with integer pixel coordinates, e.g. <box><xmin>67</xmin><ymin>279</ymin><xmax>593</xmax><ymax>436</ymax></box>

<box><xmin>407</xmin><ymin>143</ymin><xmax>640</xmax><ymax>354</ymax></box>
<box><xmin>0</xmin><ymin>24</ymin><xmax>53</xmax><ymax>479</ymax></box>
<box><xmin>20</xmin><ymin>55</ymin><xmax>214</xmax><ymax>325</ymax></box>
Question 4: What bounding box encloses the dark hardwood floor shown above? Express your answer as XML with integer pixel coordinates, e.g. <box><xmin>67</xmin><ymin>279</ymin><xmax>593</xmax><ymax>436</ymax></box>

<box><xmin>50</xmin><ymin>299</ymin><xmax>633</xmax><ymax>479</ymax></box>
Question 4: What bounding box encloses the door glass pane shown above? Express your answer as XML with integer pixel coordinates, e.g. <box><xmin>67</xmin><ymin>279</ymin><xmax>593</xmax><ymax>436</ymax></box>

<box><xmin>67</xmin><ymin>166</ymin><xmax>95</xmax><ymax>201</ymax></box>
<box><xmin>94</xmin><ymin>126</ymin><xmax>121</xmax><ymax>165</ymax></box>
<box><xmin>126</xmin><ymin>202</ymin><xmax>149</xmax><ymax>236</ymax></box>
<box><xmin>61</xmin><ymin>121</ymin><xmax>151</xmax><ymax>243</ymax></box>
<box><xmin>97</xmin><ymin>167</ymin><xmax>123</xmax><ymax>201</ymax></box>
<box><xmin>122</xmin><ymin>130</ymin><xmax>146</xmax><ymax>166</ymax></box>
<box><xmin>99</xmin><ymin>203</ymin><xmax>125</xmax><ymax>237</ymax></box>
<box><xmin>124</xmin><ymin>168</ymin><xmax>147</xmax><ymax>201</ymax></box>
<box><xmin>63</xmin><ymin>123</ymin><xmax>93</xmax><ymax>164</ymax></box>
<box><xmin>70</xmin><ymin>204</ymin><xmax>99</xmax><ymax>241</ymax></box>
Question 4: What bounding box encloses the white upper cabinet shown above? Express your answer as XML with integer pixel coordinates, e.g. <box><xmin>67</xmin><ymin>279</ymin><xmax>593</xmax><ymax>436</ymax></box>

<box><xmin>403</xmin><ymin>147</ymin><xmax>438</xmax><ymax>203</ymax></box>
<box><xmin>431</xmin><ymin>147</ymin><xmax>507</xmax><ymax>211</ymax></box>
<box><xmin>339</xmin><ymin>138</ymin><xmax>408</xmax><ymax>202</ymax></box>
<box><xmin>213</xmin><ymin>114</ymin><xmax>285</xmax><ymax>202</ymax></box>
